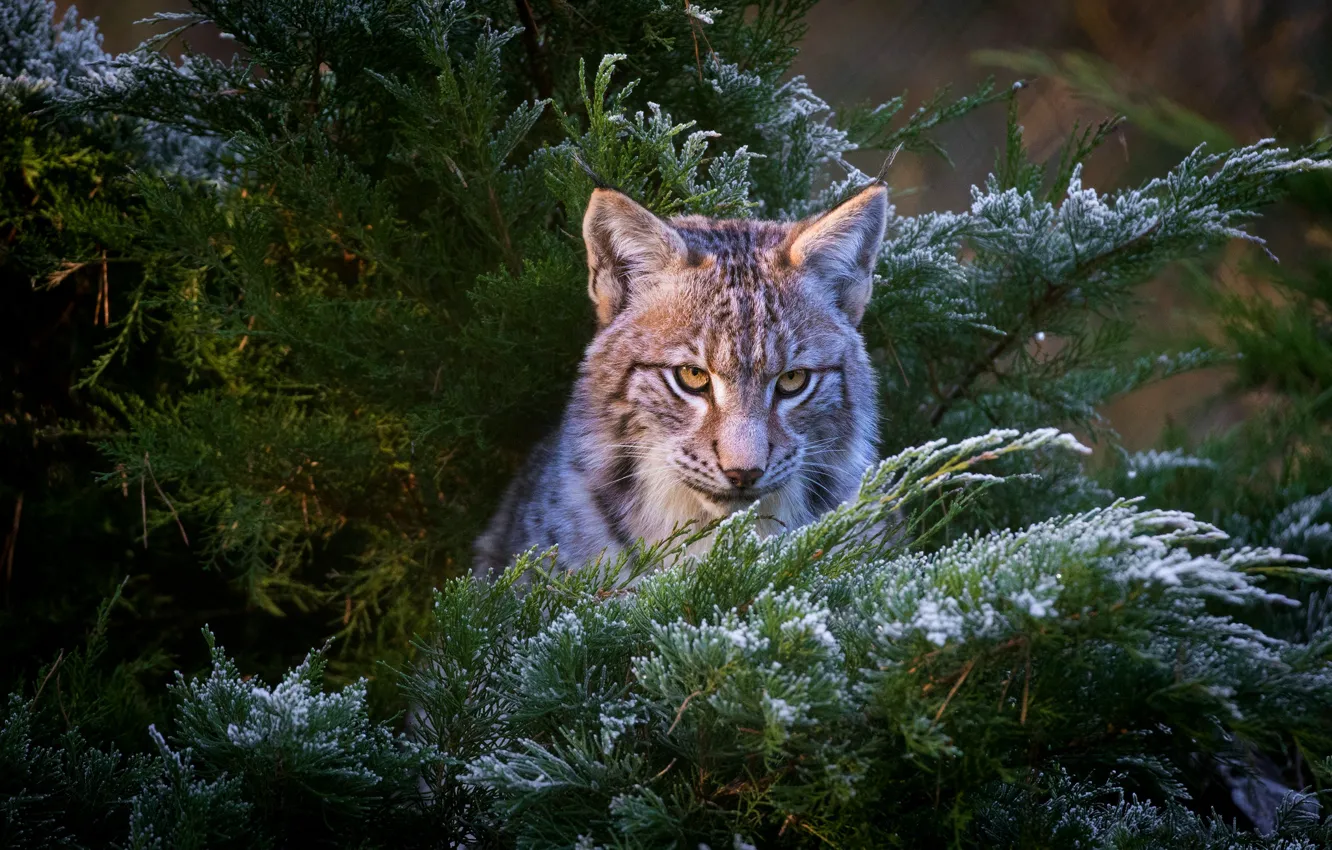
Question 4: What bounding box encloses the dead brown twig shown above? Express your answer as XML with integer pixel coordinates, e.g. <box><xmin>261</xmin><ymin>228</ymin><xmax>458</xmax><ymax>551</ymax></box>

<box><xmin>931</xmin><ymin>657</ymin><xmax>976</xmax><ymax>725</ymax></box>
<box><xmin>666</xmin><ymin>689</ymin><xmax>703</xmax><ymax>735</ymax></box>
<box><xmin>1020</xmin><ymin>642</ymin><xmax>1033</xmax><ymax>726</ymax></box>
<box><xmin>44</xmin><ymin>261</ymin><xmax>89</xmax><ymax>289</ymax></box>
<box><xmin>31</xmin><ymin>648</ymin><xmax>65</xmax><ymax>708</ymax></box>
<box><xmin>2</xmin><ymin>493</ymin><xmax>23</xmax><ymax>590</ymax></box>
<box><xmin>97</xmin><ymin>251</ymin><xmax>110</xmax><ymax>326</ymax></box>
<box><xmin>145</xmin><ymin>454</ymin><xmax>189</xmax><ymax>546</ymax></box>
<box><xmin>683</xmin><ymin>1</ymin><xmax>717</xmax><ymax>81</ymax></box>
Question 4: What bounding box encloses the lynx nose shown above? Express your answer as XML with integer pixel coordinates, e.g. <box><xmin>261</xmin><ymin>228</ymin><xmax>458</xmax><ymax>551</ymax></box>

<box><xmin>723</xmin><ymin>467</ymin><xmax>763</xmax><ymax>489</ymax></box>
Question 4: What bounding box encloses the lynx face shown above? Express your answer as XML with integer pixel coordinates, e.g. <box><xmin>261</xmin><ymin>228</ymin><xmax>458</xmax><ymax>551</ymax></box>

<box><xmin>472</xmin><ymin>185</ymin><xmax>888</xmax><ymax>575</ymax></box>
<box><xmin>574</xmin><ymin>186</ymin><xmax>886</xmax><ymax>544</ymax></box>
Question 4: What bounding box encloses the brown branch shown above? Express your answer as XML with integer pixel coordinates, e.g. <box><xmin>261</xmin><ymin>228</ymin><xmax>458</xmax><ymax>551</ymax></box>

<box><xmin>2</xmin><ymin>493</ymin><xmax>22</xmax><ymax>591</ymax></box>
<box><xmin>99</xmin><ymin>251</ymin><xmax>110</xmax><ymax>326</ymax></box>
<box><xmin>683</xmin><ymin>1</ymin><xmax>718</xmax><ymax>80</ymax></box>
<box><xmin>309</xmin><ymin>50</ymin><xmax>325</xmax><ymax>118</ymax></box>
<box><xmin>514</xmin><ymin>0</ymin><xmax>553</xmax><ymax>100</ymax></box>
<box><xmin>93</xmin><ymin>263</ymin><xmax>105</xmax><ymax>325</ymax></box>
<box><xmin>1020</xmin><ymin>642</ymin><xmax>1033</xmax><ymax>726</ymax></box>
<box><xmin>996</xmin><ymin>666</ymin><xmax>1014</xmax><ymax>712</ymax></box>
<box><xmin>56</xmin><ymin>675</ymin><xmax>69</xmax><ymax>727</ymax></box>
<box><xmin>929</xmin><ymin>280</ymin><xmax>1060</xmax><ymax>427</ymax></box>
<box><xmin>667</xmin><ymin>689</ymin><xmax>703</xmax><ymax>735</ymax></box>
<box><xmin>931</xmin><ymin>657</ymin><xmax>976</xmax><ymax>725</ymax></box>
<box><xmin>928</xmin><ymin>222</ymin><xmax>1162</xmax><ymax>427</ymax></box>
<box><xmin>45</xmin><ymin>261</ymin><xmax>90</xmax><ymax>289</ymax></box>
<box><xmin>31</xmin><ymin>649</ymin><xmax>64</xmax><ymax>707</ymax></box>
<box><xmin>140</xmin><ymin>472</ymin><xmax>148</xmax><ymax>549</ymax></box>
<box><xmin>884</xmin><ymin>335</ymin><xmax>910</xmax><ymax>388</ymax></box>
<box><xmin>487</xmin><ymin>183</ymin><xmax>521</xmax><ymax>276</ymax></box>
<box><xmin>144</xmin><ymin>453</ymin><xmax>190</xmax><ymax>546</ymax></box>
<box><xmin>686</xmin><ymin>1</ymin><xmax>703</xmax><ymax>81</ymax></box>
<box><xmin>650</xmin><ymin>758</ymin><xmax>677</xmax><ymax>781</ymax></box>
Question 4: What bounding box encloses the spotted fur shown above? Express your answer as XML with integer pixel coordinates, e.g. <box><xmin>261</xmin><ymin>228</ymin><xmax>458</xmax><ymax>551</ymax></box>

<box><xmin>472</xmin><ymin>185</ymin><xmax>889</xmax><ymax>577</ymax></box>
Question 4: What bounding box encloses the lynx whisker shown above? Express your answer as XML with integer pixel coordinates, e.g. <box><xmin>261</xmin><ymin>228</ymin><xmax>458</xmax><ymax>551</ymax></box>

<box><xmin>473</xmin><ymin>184</ymin><xmax>885</xmax><ymax>578</ymax></box>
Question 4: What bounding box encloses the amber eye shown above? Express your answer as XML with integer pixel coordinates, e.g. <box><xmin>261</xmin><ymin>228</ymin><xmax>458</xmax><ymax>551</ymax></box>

<box><xmin>775</xmin><ymin>369</ymin><xmax>809</xmax><ymax>397</ymax></box>
<box><xmin>674</xmin><ymin>365</ymin><xmax>711</xmax><ymax>394</ymax></box>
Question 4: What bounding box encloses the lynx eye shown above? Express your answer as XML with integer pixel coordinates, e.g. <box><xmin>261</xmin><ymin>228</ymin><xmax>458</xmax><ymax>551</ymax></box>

<box><xmin>674</xmin><ymin>365</ymin><xmax>711</xmax><ymax>394</ymax></box>
<box><xmin>775</xmin><ymin>369</ymin><xmax>809</xmax><ymax>397</ymax></box>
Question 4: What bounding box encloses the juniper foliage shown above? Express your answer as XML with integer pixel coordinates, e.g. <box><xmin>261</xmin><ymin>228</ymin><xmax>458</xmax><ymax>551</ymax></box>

<box><xmin>1108</xmin><ymin>192</ymin><xmax>1332</xmax><ymax>586</ymax></box>
<box><xmin>981</xmin><ymin>41</ymin><xmax>1332</xmax><ymax>698</ymax></box>
<box><xmin>3</xmin><ymin>0</ymin><xmax>1332</xmax><ymax>846</ymax></box>
<box><xmin>2</xmin><ymin>618</ymin><xmax>440</xmax><ymax>848</ymax></box>
<box><xmin>41</xmin><ymin>0</ymin><xmax>1004</xmax><ymax>672</ymax></box>
<box><xmin>36</xmin><ymin>0</ymin><xmax>1331</xmax><ymax>662</ymax></box>
<box><xmin>1</xmin><ymin>0</ymin><xmax>231</xmax><ymax>731</ymax></box>
<box><xmin>410</xmin><ymin>429</ymin><xmax>1332</xmax><ymax>847</ymax></box>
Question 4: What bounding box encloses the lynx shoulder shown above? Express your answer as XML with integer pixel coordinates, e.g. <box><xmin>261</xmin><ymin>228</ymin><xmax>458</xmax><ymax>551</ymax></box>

<box><xmin>472</xmin><ymin>185</ymin><xmax>888</xmax><ymax>577</ymax></box>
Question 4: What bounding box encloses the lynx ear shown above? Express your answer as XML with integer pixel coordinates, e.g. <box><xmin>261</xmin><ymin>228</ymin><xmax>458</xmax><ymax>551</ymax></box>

<box><xmin>583</xmin><ymin>189</ymin><xmax>688</xmax><ymax>326</ymax></box>
<box><xmin>785</xmin><ymin>184</ymin><xmax>889</xmax><ymax>326</ymax></box>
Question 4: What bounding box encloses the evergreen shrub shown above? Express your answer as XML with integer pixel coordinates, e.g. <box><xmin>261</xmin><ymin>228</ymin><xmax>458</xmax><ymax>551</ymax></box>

<box><xmin>3</xmin><ymin>0</ymin><xmax>1332</xmax><ymax>846</ymax></box>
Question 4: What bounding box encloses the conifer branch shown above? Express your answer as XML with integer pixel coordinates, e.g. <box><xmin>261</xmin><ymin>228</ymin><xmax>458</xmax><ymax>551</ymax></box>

<box><xmin>929</xmin><ymin>219</ymin><xmax>1164</xmax><ymax>426</ymax></box>
<box><xmin>929</xmin><ymin>280</ymin><xmax>1063</xmax><ymax>426</ymax></box>
<box><xmin>6</xmin><ymin>2</ymin><xmax>1332</xmax><ymax>845</ymax></box>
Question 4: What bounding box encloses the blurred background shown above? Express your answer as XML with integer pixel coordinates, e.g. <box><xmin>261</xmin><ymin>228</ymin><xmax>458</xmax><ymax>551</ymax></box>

<box><xmin>54</xmin><ymin>0</ymin><xmax>1332</xmax><ymax>449</ymax></box>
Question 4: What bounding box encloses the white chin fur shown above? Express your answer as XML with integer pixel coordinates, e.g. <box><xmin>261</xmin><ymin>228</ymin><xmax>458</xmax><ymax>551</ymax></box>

<box><xmin>629</xmin><ymin>450</ymin><xmax>807</xmax><ymax>558</ymax></box>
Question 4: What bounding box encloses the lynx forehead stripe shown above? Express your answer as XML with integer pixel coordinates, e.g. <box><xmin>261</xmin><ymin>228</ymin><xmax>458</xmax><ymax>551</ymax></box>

<box><xmin>473</xmin><ymin>186</ymin><xmax>887</xmax><ymax>579</ymax></box>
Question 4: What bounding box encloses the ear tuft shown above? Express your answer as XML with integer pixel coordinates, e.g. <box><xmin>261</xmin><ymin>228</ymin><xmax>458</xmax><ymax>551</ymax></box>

<box><xmin>582</xmin><ymin>189</ymin><xmax>687</xmax><ymax>326</ymax></box>
<box><xmin>785</xmin><ymin>184</ymin><xmax>889</xmax><ymax>326</ymax></box>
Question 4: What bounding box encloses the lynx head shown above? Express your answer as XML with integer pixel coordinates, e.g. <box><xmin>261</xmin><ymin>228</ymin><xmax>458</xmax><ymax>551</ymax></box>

<box><xmin>575</xmin><ymin>185</ymin><xmax>887</xmax><ymax>542</ymax></box>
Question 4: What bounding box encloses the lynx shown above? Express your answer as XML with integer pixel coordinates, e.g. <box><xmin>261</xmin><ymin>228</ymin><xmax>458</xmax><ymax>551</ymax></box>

<box><xmin>472</xmin><ymin>184</ymin><xmax>889</xmax><ymax>577</ymax></box>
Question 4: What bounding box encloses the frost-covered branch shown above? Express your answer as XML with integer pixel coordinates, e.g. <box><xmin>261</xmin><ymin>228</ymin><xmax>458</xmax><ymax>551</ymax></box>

<box><xmin>406</xmin><ymin>430</ymin><xmax>1332</xmax><ymax>846</ymax></box>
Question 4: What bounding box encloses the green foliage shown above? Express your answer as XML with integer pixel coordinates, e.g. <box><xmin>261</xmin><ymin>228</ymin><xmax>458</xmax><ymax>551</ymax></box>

<box><xmin>865</xmin><ymin>113</ymin><xmax>1328</xmax><ymax>536</ymax></box>
<box><xmin>3</xmin><ymin>621</ymin><xmax>439</xmax><ymax>848</ymax></box>
<box><xmin>44</xmin><ymin>0</ymin><xmax>1007</xmax><ymax>684</ymax></box>
<box><xmin>38</xmin><ymin>0</ymin><xmax>1328</xmax><ymax>674</ymax></box>
<box><xmin>972</xmin><ymin>771</ymin><xmax>1331</xmax><ymax>849</ymax></box>
<box><xmin>0</xmin><ymin>59</ymin><xmax>211</xmax><ymax>748</ymax></box>
<box><xmin>1</xmin><ymin>695</ymin><xmax>156</xmax><ymax>848</ymax></box>
<box><xmin>1</xmin><ymin>585</ymin><xmax>159</xmax><ymax>848</ymax></box>
<box><xmin>977</xmin><ymin>48</ymin><xmax>1332</xmax><ymax>836</ymax></box>
<box><xmin>6</xmin><ymin>434</ymin><xmax>1330</xmax><ymax>846</ymax></box>
<box><xmin>131</xmin><ymin>629</ymin><xmax>436</xmax><ymax>848</ymax></box>
<box><xmin>1006</xmin><ymin>41</ymin><xmax>1332</xmax><ymax>628</ymax></box>
<box><xmin>973</xmin><ymin>49</ymin><xmax>1236</xmax><ymax>153</ymax></box>
<box><xmin>409</xmin><ymin>430</ymin><xmax>1332</xmax><ymax>847</ymax></box>
<box><xmin>4</xmin><ymin>0</ymin><xmax>1332</xmax><ymax>846</ymax></box>
<box><xmin>1111</xmin><ymin>241</ymin><xmax>1332</xmax><ymax>569</ymax></box>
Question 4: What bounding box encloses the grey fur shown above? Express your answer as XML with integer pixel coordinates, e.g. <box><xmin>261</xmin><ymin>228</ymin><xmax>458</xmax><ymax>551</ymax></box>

<box><xmin>473</xmin><ymin>185</ymin><xmax>889</xmax><ymax>577</ymax></box>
